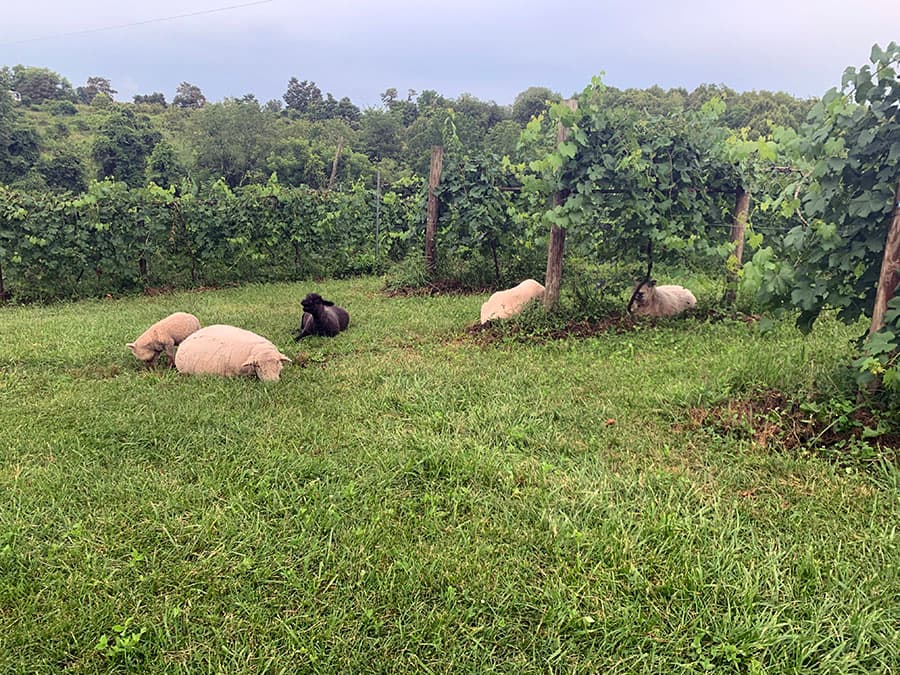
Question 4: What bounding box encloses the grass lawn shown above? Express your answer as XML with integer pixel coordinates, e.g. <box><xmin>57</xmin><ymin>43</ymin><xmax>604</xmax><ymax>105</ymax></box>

<box><xmin>0</xmin><ymin>276</ymin><xmax>897</xmax><ymax>673</ymax></box>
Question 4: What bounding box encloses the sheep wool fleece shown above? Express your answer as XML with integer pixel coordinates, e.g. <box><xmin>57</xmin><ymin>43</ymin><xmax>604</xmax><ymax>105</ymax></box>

<box><xmin>175</xmin><ymin>324</ymin><xmax>291</xmax><ymax>382</ymax></box>
<box><xmin>127</xmin><ymin>311</ymin><xmax>201</xmax><ymax>366</ymax></box>
<box><xmin>480</xmin><ymin>279</ymin><xmax>545</xmax><ymax>324</ymax></box>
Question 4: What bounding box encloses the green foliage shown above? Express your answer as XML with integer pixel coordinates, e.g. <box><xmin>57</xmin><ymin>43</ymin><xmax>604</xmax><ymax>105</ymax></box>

<box><xmin>172</xmin><ymin>81</ymin><xmax>206</xmax><ymax>109</ymax></box>
<box><xmin>187</xmin><ymin>99</ymin><xmax>276</xmax><ymax>187</ymax></box>
<box><xmin>94</xmin><ymin>618</ymin><xmax>147</xmax><ymax>662</ymax></box>
<box><xmin>745</xmin><ymin>43</ymin><xmax>899</xmax><ymax>329</ymax></box>
<box><xmin>91</xmin><ymin>108</ymin><xmax>161</xmax><ymax>187</ymax></box>
<box><xmin>145</xmin><ymin>140</ymin><xmax>185</xmax><ymax>189</ymax></box>
<box><xmin>76</xmin><ymin>76</ymin><xmax>116</xmax><ymax>105</ymax></box>
<box><xmin>0</xmin><ymin>178</ymin><xmax>418</xmax><ymax>301</ymax></box>
<box><xmin>132</xmin><ymin>92</ymin><xmax>167</xmax><ymax>107</ymax></box>
<box><xmin>265</xmin><ymin>137</ymin><xmax>326</xmax><ymax>188</ymax></box>
<box><xmin>3</xmin><ymin>65</ymin><xmax>75</xmax><ymax>104</ymax></box>
<box><xmin>437</xmin><ymin>150</ymin><xmax>520</xmax><ymax>285</ymax></box>
<box><xmin>512</xmin><ymin>86</ymin><xmax>561</xmax><ymax>125</ymax></box>
<box><xmin>47</xmin><ymin>100</ymin><xmax>77</xmax><ymax>116</ymax></box>
<box><xmin>361</xmin><ymin>109</ymin><xmax>404</xmax><ymax>162</ymax></box>
<box><xmin>525</xmin><ymin>77</ymin><xmax>739</xmax><ymax>281</ymax></box>
<box><xmin>38</xmin><ymin>150</ymin><xmax>86</xmax><ymax>193</ymax></box>
<box><xmin>378</xmin><ymin>175</ymin><xmax>426</xmax><ymax>262</ymax></box>
<box><xmin>383</xmin><ymin>252</ymin><xmax>430</xmax><ymax>291</ymax></box>
<box><xmin>736</xmin><ymin>42</ymin><xmax>900</xmax><ymax>398</ymax></box>
<box><xmin>0</xmin><ymin>98</ymin><xmax>40</xmax><ymax>184</ymax></box>
<box><xmin>283</xmin><ymin>77</ymin><xmax>322</xmax><ymax>116</ymax></box>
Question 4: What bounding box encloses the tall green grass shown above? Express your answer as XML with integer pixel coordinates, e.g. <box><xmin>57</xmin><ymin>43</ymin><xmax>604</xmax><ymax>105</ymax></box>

<box><xmin>0</xmin><ymin>277</ymin><xmax>897</xmax><ymax>673</ymax></box>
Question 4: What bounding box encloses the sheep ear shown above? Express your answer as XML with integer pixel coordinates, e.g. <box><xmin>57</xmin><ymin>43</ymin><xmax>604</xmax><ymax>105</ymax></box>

<box><xmin>240</xmin><ymin>359</ymin><xmax>256</xmax><ymax>374</ymax></box>
<box><xmin>649</xmin><ymin>279</ymin><xmax>657</xmax><ymax>286</ymax></box>
<box><xmin>126</xmin><ymin>342</ymin><xmax>135</xmax><ymax>349</ymax></box>
<box><xmin>279</xmin><ymin>353</ymin><xmax>293</xmax><ymax>364</ymax></box>
<box><xmin>322</xmin><ymin>299</ymin><xmax>334</xmax><ymax>306</ymax></box>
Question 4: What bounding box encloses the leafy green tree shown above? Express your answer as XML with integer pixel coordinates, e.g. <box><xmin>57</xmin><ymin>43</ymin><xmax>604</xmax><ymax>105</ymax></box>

<box><xmin>604</xmin><ymin>85</ymin><xmax>686</xmax><ymax>116</ymax></box>
<box><xmin>0</xmin><ymin>91</ymin><xmax>20</xmax><ymax>181</ymax></box>
<box><xmin>381</xmin><ymin>88</ymin><xmax>398</xmax><ymax>107</ymax></box>
<box><xmin>483</xmin><ymin>119</ymin><xmax>523</xmax><ymax>158</ymax></box>
<box><xmin>360</xmin><ymin>109</ymin><xmax>403</xmax><ymax>161</ymax></box>
<box><xmin>381</xmin><ymin>87</ymin><xmax>418</xmax><ymax>126</ymax></box>
<box><xmin>173</xmin><ymin>82</ymin><xmax>206</xmax><ymax>109</ymax></box>
<box><xmin>76</xmin><ymin>76</ymin><xmax>116</xmax><ymax>104</ymax></box>
<box><xmin>39</xmin><ymin>150</ymin><xmax>86</xmax><ymax>192</ymax></box>
<box><xmin>283</xmin><ymin>78</ymin><xmax>323</xmax><ymax>116</ymax></box>
<box><xmin>512</xmin><ymin>86</ymin><xmax>560</xmax><ymax>125</ymax></box>
<box><xmin>0</xmin><ymin>91</ymin><xmax>40</xmax><ymax>184</ymax></box>
<box><xmin>48</xmin><ymin>100</ymin><xmax>78</xmax><ymax>116</ymax></box>
<box><xmin>417</xmin><ymin>90</ymin><xmax>447</xmax><ymax>111</ymax></box>
<box><xmin>5</xmin><ymin>65</ymin><xmax>75</xmax><ymax>104</ymax></box>
<box><xmin>133</xmin><ymin>92</ymin><xmax>167</xmax><ymax>107</ymax></box>
<box><xmin>188</xmin><ymin>99</ymin><xmax>275</xmax><ymax>187</ymax></box>
<box><xmin>91</xmin><ymin>108</ymin><xmax>161</xmax><ymax>186</ymax></box>
<box><xmin>266</xmin><ymin>137</ymin><xmax>326</xmax><ymax>187</ymax></box>
<box><xmin>90</xmin><ymin>92</ymin><xmax>113</xmax><ymax>109</ymax></box>
<box><xmin>146</xmin><ymin>140</ymin><xmax>186</xmax><ymax>188</ymax></box>
<box><xmin>403</xmin><ymin>105</ymin><xmax>452</xmax><ymax>173</ymax></box>
<box><xmin>449</xmin><ymin>93</ymin><xmax>508</xmax><ymax>149</ymax></box>
<box><xmin>335</xmin><ymin>96</ymin><xmax>361</xmax><ymax>124</ymax></box>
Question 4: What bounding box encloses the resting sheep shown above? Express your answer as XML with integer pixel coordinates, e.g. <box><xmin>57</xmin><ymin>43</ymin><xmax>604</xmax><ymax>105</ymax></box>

<box><xmin>629</xmin><ymin>279</ymin><xmax>697</xmax><ymax>317</ymax></box>
<box><xmin>293</xmin><ymin>293</ymin><xmax>350</xmax><ymax>340</ymax></box>
<box><xmin>174</xmin><ymin>324</ymin><xmax>292</xmax><ymax>382</ymax></box>
<box><xmin>480</xmin><ymin>279</ymin><xmax>545</xmax><ymax>324</ymax></box>
<box><xmin>126</xmin><ymin>311</ymin><xmax>201</xmax><ymax>368</ymax></box>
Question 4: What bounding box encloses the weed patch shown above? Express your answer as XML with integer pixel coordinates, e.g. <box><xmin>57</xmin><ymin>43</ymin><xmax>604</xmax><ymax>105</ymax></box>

<box><xmin>688</xmin><ymin>388</ymin><xmax>900</xmax><ymax>469</ymax></box>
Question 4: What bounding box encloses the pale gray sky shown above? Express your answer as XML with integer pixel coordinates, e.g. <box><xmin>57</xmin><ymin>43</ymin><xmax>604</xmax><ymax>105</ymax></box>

<box><xmin>1</xmin><ymin>0</ymin><xmax>898</xmax><ymax>107</ymax></box>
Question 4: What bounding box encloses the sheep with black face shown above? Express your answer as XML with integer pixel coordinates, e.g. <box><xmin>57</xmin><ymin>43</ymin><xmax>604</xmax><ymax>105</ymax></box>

<box><xmin>293</xmin><ymin>293</ymin><xmax>350</xmax><ymax>340</ymax></box>
<box><xmin>629</xmin><ymin>279</ymin><xmax>696</xmax><ymax>317</ymax></box>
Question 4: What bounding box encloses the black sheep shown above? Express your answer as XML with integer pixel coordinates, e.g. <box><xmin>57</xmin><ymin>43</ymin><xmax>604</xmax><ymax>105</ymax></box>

<box><xmin>293</xmin><ymin>293</ymin><xmax>350</xmax><ymax>340</ymax></box>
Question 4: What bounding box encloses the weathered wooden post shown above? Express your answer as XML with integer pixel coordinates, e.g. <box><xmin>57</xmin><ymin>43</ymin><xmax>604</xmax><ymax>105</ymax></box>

<box><xmin>543</xmin><ymin>99</ymin><xmax>578</xmax><ymax>312</ymax></box>
<box><xmin>868</xmin><ymin>179</ymin><xmax>900</xmax><ymax>335</ymax></box>
<box><xmin>723</xmin><ymin>186</ymin><xmax>750</xmax><ymax>306</ymax></box>
<box><xmin>327</xmin><ymin>136</ymin><xmax>344</xmax><ymax>190</ymax></box>
<box><xmin>375</xmin><ymin>170</ymin><xmax>381</xmax><ymax>270</ymax></box>
<box><xmin>425</xmin><ymin>145</ymin><xmax>443</xmax><ymax>275</ymax></box>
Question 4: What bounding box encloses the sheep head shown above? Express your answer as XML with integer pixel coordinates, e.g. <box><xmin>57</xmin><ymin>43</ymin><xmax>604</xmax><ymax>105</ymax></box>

<box><xmin>242</xmin><ymin>353</ymin><xmax>293</xmax><ymax>382</ymax></box>
<box><xmin>126</xmin><ymin>341</ymin><xmax>157</xmax><ymax>363</ymax></box>
<box><xmin>628</xmin><ymin>279</ymin><xmax>656</xmax><ymax>314</ymax></box>
<box><xmin>301</xmin><ymin>292</ymin><xmax>334</xmax><ymax>314</ymax></box>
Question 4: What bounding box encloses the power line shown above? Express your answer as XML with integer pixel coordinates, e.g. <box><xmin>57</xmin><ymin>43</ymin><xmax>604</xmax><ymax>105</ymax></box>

<box><xmin>1</xmin><ymin>0</ymin><xmax>274</xmax><ymax>46</ymax></box>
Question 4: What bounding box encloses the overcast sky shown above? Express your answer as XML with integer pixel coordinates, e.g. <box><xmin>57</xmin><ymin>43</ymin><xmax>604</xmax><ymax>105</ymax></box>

<box><xmin>1</xmin><ymin>0</ymin><xmax>898</xmax><ymax>108</ymax></box>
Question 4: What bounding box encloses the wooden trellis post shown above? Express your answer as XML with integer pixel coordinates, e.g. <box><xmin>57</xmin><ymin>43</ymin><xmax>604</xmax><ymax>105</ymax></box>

<box><xmin>327</xmin><ymin>136</ymin><xmax>344</xmax><ymax>190</ymax></box>
<box><xmin>869</xmin><ymin>179</ymin><xmax>900</xmax><ymax>335</ymax></box>
<box><xmin>723</xmin><ymin>186</ymin><xmax>750</xmax><ymax>306</ymax></box>
<box><xmin>425</xmin><ymin>145</ymin><xmax>443</xmax><ymax>275</ymax></box>
<box><xmin>543</xmin><ymin>99</ymin><xmax>578</xmax><ymax>312</ymax></box>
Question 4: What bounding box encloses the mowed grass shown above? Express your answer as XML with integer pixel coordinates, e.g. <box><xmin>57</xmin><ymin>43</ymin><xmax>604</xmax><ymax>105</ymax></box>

<box><xmin>0</xmin><ymin>276</ymin><xmax>897</xmax><ymax>673</ymax></box>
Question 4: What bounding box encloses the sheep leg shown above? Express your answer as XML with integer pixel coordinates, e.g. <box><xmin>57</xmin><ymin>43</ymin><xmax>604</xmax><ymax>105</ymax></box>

<box><xmin>162</xmin><ymin>340</ymin><xmax>178</xmax><ymax>368</ymax></box>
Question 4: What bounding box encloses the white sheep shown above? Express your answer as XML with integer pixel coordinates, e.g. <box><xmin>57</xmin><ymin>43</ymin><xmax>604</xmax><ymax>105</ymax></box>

<box><xmin>174</xmin><ymin>324</ymin><xmax>292</xmax><ymax>382</ymax></box>
<box><xmin>629</xmin><ymin>280</ymin><xmax>697</xmax><ymax>317</ymax></box>
<box><xmin>126</xmin><ymin>311</ymin><xmax>201</xmax><ymax>368</ymax></box>
<box><xmin>480</xmin><ymin>279</ymin><xmax>545</xmax><ymax>324</ymax></box>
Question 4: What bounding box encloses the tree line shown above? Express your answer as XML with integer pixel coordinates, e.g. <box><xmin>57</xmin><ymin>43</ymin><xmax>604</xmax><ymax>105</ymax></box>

<box><xmin>0</xmin><ymin>64</ymin><xmax>814</xmax><ymax>196</ymax></box>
